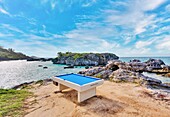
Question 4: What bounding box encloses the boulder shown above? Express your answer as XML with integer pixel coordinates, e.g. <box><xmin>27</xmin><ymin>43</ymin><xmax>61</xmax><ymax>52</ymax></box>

<box><xmin>130</xmin><ymin>59</ymin><xmax>141</xmax><ymax>62</ymax></box>
<box><xmin>145</xmin><ymin>59</ymin><xmax>165</xmax><ymax>71</ymax></box>
<box><xmin>94</xmin><ymin>70</ymin><xmax>113</xmax><ymax>79</ymax></box>
<box><xmin>109</xmin><ymin>69</ymin><xmax>141</xmax><ymax>83</ymax></box>
<box><xmin>165</xmin><ymin>73</ymin><xmax>170</xmax><ymax>77</ymax></box>
<box><xmin>105</xmin><ymin>60</ymin><xmax>120</xmax><ymax>71</ymax></box>
<box><xmin>78</xmin><ymin>67</ymin><xmax>105</xmax><ymax>76</ymax></box>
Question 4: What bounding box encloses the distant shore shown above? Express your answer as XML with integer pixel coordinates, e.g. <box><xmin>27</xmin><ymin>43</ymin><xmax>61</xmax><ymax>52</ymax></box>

<box><xmin>0</xmin><ymin>59</ymin><xmax>27</xmax><ymax>62</ymax></box>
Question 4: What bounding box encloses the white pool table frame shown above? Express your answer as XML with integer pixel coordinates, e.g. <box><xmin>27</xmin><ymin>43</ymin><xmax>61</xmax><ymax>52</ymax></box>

<box><xmin>52</xmin><ymin>74</ymin><xmax>104</xmax><ymax>103</ymax></box>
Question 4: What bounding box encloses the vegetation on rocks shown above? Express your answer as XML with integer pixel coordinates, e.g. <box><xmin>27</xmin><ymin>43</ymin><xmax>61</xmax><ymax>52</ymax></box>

<box><xmin>0</xmin><ymin>46</ymin><xmax>29</xmax><ymax>61</ymax></box>
<box><xmin>52</xmin><ymin>52</ymin><xmax>119</xmax><ymax>66</ymax></box>
<box><xmin>0</xmin><ymin>89</ymin><xmax>32</xmax><ymax>117</ymax></box>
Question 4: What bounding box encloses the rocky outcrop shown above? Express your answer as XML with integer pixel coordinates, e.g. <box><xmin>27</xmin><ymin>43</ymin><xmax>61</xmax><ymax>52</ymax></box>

<box><xmin>145</xmin><ymin>59</ymin><xmax>165</xmax><ymax>71</ymax></box>
<box><xmin>79</xmin><ymin>59</ymin><xmax>170</xmax><ymax>90</ymax></box>
<box><xmin>109</xmin><ymin>69</ymin><xmax>142</xmax><ymax>83</ymax></box>
<box><xmin>105</xmin><ymin>59</ymin><xmax>170</xmax><ymax>74</ymax></box>
<box><xmin>52</xmin><ymin>52</ymin><xmax>119</xmax><ymax>66</ymax></box>
<box><xmin>109</xmin><ymin>69</ymin><xmax>164</xmax><ymax>87</ymax></box>
<box><xmin>105</xmin><ymin>60</ymin><xmax>147</xmax><ymax>72</ymax></box>
<box><xmin>130</xmin><ymin>59</ymin><xmax>141</xmax><ymax>62</ymax></box>
<box><xmin>94</xmin><ymin>70</ymin><xmax>113</xmax><ymax>79</ymax></box>
<box><xmin>79</xmin><ymin>67</ymin><xmax>105</xmax><ymax>76</ymax></box>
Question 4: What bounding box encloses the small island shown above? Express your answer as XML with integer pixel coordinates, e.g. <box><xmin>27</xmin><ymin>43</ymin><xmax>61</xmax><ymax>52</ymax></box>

<box><xmin>52</xmin><ymin>52</ymin><xmax>119</xmax><ymax>66</ymax></box>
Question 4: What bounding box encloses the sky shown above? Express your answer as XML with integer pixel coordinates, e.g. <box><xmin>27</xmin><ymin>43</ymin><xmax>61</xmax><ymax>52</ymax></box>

<box><xmin>0</xmin><ymin>0</ymin><xmax>170</xmax><ymax>57</ymax></box>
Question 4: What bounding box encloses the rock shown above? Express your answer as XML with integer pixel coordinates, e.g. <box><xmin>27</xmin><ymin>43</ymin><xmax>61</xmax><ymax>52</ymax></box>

<box><xmin>65</xmin><ymin>57</ymin><xmax>74</xmax><ymax>65</ymax></box>
<box><xmin>145</xmin><ymin>59</ymin><xmax>165</xmax><ymax>71</ymax></box>
<box><xmin>105</xmin><ymin>60</ymin><xmax>120</xmax><ymax>71</ymax></box>
<box><xmin>78</xmin><ymin>58</ymin><xmax>170</xmax><ymax>92</ymax></box>
<box><xmin>109</xmin><ymin>69</ymin><xmax>141</xmax><ymax>83</ymax></box>
<box><xmin>128</xmin><ymin>62</ymin><xmax>147</xmax><ymax>72</ymax></box>
<box><xmin>94</xmin><ymin>70</ymin><xmax>113</xmax><ymax>79</ymax></box>
<box><xmin>106</xmin><ymin>60</ymin><xmax>146</xmax><ymax>72</ymax></box>
<box><xmin>52</xmin><ymin>52</ymin><xmax>119</xmax><ymax>66</ymax></box>
<box><xmin>12</xmin><ymin>81</ymin><xmax>34</xmax><ymax>89</ymax></box>
<box><xmin>141</xmin><ymin>76</ymin><xmax>162</xmax><ymax>86</ymax></box>
<box><xmin>130</xmin><ymin>59</ymin><xmax>141</xmax><ymax>62</ymax></box>
<box><xmin>165</xmin><ymin>73</ymin><xmax>170</xmax><ymax>77</ymax></box>
<box><xmin>85</xmin><ymin>66</ymin><xmax>89</xmax><ymax>69</ymax></box>
<box><xmin>162</xmin><ymin>65</ymin><xmax>170</xmax><ymax>72</ymax></box>
<box><xmin>78</xmin><ymin>67</ymin><xmax>105</xmax><ymax>76</ymax></box>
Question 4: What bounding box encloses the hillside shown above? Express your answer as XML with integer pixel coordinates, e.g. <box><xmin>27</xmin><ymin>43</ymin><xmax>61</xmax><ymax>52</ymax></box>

<box><xmin>52</xmin><ymin>52</ymin><xmax>119</xmax><ymax>66</ymax></box>
<box><xmin>0</xmin><ymin>46</ymin><xmax>29</xmax><ymax>61</ymax></box>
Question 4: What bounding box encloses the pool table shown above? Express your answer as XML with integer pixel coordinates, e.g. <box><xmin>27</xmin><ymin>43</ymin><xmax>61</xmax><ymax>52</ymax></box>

<box><xmin>52</xmin><ymin>73</ymin><xmax>104</xmax><ymax>102</ymax></box>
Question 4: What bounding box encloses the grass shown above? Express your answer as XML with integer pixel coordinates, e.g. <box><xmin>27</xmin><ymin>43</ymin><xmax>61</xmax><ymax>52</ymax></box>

<box><xmin>95</xmin><ymin>74</ymin><xmax>102</xmax><ymax>78</ymax></box>
<box><xmin>0</xmin><ymin>89</ymin><xmax>32</xmax><ymax>117</ymax></box>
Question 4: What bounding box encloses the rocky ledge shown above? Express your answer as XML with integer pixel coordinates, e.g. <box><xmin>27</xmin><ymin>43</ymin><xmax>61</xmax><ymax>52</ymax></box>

<box><xmin>79</xmin><ymin>59</ymin><xmax>170</xmax><ymax>90</ymax></box>
<box><xmin>52</xmin><ymin>52</ymin><xmax>119</xmax><ymax>66</ymax></box>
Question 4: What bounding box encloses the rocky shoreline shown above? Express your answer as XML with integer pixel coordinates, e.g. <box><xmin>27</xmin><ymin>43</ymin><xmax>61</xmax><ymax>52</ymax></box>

<box><xmin>11</xmin><ymin>58</ymin><xmax>170</xmax><ymax>94</ymax></box>
<box><xmin>79</xmin><ymin>59</ymin><xmax>170</xmax><ymax>90</ymax></box>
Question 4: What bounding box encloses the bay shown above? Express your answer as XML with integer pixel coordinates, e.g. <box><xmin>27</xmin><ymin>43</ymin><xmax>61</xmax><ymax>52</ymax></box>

<box><xmin>0</xmin><ymin>60</ymin><xmax>84</xmax><ymax>89</ymax></box>
<box><xmin>0</xmin><ymin>57</ymin><xmax>170</xmax><ymax>89</ymax></box>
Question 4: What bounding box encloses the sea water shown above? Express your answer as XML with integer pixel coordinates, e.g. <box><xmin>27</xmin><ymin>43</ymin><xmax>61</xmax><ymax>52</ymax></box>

<box><xmin>0</xmin><ymin>60</ymin><xmax>84</xmax><ymax>89</ymax></box>
<box><xmin>0</xmin><ymin>57</ymin><xmax>170</xmax><ymax>89</ymax></box>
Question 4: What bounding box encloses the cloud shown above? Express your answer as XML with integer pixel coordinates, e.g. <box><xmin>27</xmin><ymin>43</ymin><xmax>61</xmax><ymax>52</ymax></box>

<box><xmin>165</xmin><ymin>4</ymin><xmax>170</xmax><ymax>12</ymax></box>
<box><xmin>156</xmin><ymin>36</ymin><xmax>170</xmax><ymax>50</ymax></box>
<box><xmin>104</xmin><ymin>0</ymin><xmax>165</xmax><ymax>35</ymax></box>
<box><xmin>51</xmin><ymin>0</ymin><xmax>57</xmax><ymax>10</ymax></box>
<box><xmin>1</xmin><ymin>24</ymin><xmax>24</xmax><ymax>33</ymax></box>
<box><xmin>135</xmin><ymin>39</ymin><xmax>155</xmax><ymax>49</ymax></box>
<box><xmin>136</xmin><ymin>0</ymin><xmax>166</xmax><ymax>11</ymax></box>
<box><xmin>0</xmin><ymin>33</ymin><xmax>13</xmax><ymax>37</ymax></box>
<box><xmin>0</xmin><ymin>8</ymin><xmax>10</xmax><ymax>16</ymax></box>
<box><xmin>82</xmin><ymin>0</ymin><xmax>97</xmax><ymax>7</ymax></box>
<box><xmin>0</xmin><ymin>0</ymin><xmax>170</xmax><ymax>57</ymax></box>
<box><xmin>0</xmin><ymin>39</ymin><xmax>63</xmax><ymax>57</ymax></box>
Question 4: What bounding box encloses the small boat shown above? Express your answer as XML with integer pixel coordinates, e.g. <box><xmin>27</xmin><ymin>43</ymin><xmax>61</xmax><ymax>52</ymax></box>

<box><xmin>64</xmin><ymin>65</ymin><xmax>74</xmax><ymax>69</ymax></box>
<box><xmin>38</xmin><ymin>65</ymin><xmax>43</xmax><ymax>67</ymax></box>
<box><xmin>43</xmin><ymin>66</ymin><xmax>48</xmax><ymax>69</ymax></box>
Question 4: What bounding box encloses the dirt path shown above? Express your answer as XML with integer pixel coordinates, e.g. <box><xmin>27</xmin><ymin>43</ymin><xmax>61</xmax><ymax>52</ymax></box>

<box><xmin>24</xmin><ymin>81</ymin><xmax>170</xmax><ymax>117</ymax></box>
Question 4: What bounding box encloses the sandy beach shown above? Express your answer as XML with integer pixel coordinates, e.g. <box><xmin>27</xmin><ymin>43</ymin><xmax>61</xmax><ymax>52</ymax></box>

<box><xmin>24</xmin><ymin>81</ymin><xmax>170</xmax><ymax>117</ymax></box>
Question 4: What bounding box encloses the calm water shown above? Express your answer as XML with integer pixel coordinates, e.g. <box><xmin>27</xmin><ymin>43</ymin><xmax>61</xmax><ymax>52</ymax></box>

<box><xmin>0</xmin><ymin>57</ymin><xmax>170</xmax><ymax>89</ymax></box>
<box><xmin>0</xmin><ymin>60</ymin><xmax>84</xmax><ymax>89</ymax></box>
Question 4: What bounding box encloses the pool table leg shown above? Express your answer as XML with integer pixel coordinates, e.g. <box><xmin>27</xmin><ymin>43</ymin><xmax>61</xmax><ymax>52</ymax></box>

<box><xmin>78</xmin><ymin>87</ymin><xmax>96</xmax><ymax>103</ymax></box>
<box><xmin>58</xmin><ymin>83</ymin><xmax>69</xmax><ymax>91</ymax></box>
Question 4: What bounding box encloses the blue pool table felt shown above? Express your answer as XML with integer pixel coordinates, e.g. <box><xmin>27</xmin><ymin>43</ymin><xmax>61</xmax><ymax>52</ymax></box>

<box><xmin>56</xmin><ymin>73</ymin><xmax>101</xmax><ymax>86</ymax></box>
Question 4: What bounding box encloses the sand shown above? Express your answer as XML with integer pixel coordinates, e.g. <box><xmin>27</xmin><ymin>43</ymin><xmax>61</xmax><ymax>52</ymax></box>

<box><xmin>24</xmin><ymin>81</ymin><xmax>170</xmax><ymax>117</ymax></box>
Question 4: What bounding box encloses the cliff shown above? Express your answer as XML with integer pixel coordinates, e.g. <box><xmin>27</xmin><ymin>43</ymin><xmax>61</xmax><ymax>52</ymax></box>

<box><xmin>0</xmin><ymin>46</ymin><xmax>29</xmax><ymax>61</ymax></box>
<box><xmin>52</xmin><ymin>52</ymin><xmax>119</xmax><ymax>66</ymax></box>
